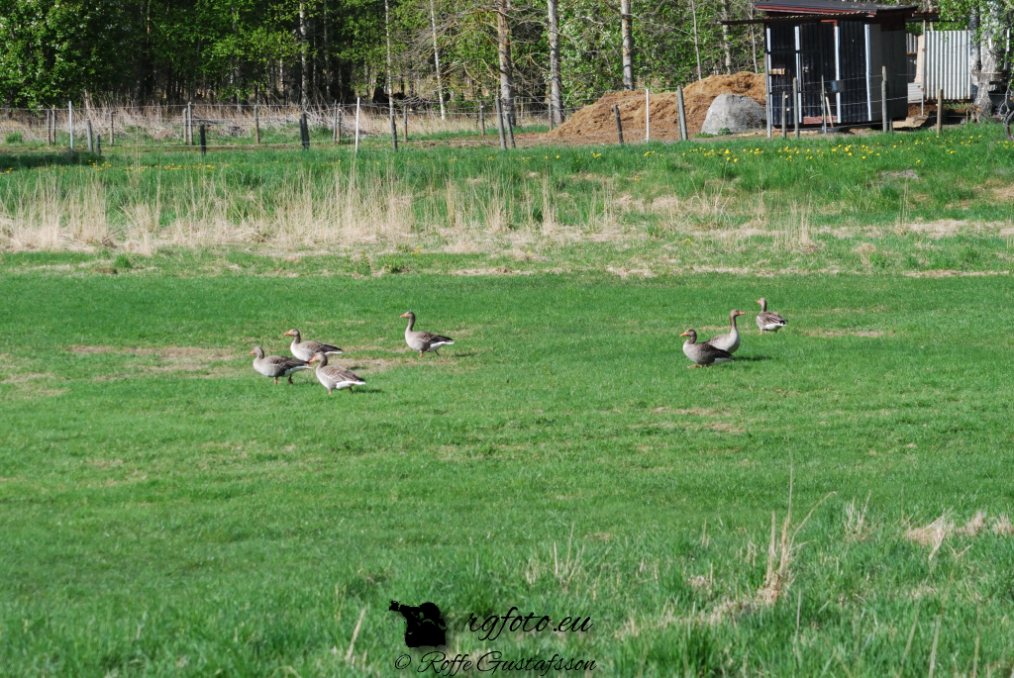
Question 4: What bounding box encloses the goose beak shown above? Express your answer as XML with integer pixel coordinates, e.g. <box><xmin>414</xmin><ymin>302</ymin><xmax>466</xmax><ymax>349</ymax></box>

<box><xmin>284</xmin><ymin>330</ymin><xmax>294</xmax><ymax>336</ymax></box>
<box><xmin>249</xmin><ymin>350</ymin><xmax>255</xmax><ymax>355</ymax></box>
<box><xmin>680</xmin><ymin>331</ymin><xmax>689</xmax><ymax>337</ymax></box>
<box><xmin>400</xmin><ymin>313</ymin><xmax>409</xmax><ymax>318</ymax></box>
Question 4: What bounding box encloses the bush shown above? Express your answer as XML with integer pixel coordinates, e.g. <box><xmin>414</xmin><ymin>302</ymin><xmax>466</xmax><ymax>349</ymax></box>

<box><xmin>5</xmin><ymin>132</ymin><xmax>23</xmax><ymax>144</ymax></box>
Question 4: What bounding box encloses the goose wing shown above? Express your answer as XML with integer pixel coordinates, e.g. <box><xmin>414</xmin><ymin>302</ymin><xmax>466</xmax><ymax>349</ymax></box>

<box><xmin>321</xmin><ymin>364</ymin><xmax>366</xmax><ymax>385</ymax></box>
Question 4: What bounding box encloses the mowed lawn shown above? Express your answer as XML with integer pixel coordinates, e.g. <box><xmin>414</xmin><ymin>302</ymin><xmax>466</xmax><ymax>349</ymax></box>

<box><xmin>2</xmin><ymin>268</ymin><xmax>1014</xmax><ymax>677</ymax></box>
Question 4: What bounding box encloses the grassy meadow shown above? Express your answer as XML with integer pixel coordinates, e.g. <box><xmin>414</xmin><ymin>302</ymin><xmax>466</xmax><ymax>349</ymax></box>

<box><xmin>2</xmin><ymin>125</ymin><xmax>1014</xmax><ymax>676</ymax></box>
<box><xmin>1</xmin><ymin>123</ymin><xmax>1013</xmax><ymax>276</ymax></box>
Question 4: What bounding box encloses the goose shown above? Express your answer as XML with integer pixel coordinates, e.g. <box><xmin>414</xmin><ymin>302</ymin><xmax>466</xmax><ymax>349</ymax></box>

<box><xmin>706</xmin><ymin>309</ymin><xmax>746</xmax><ymax>354</ymax></box>
<box><xmin>681</xmin><ymin>330</ymin><xmax>735</xmax><ymax>368</ymax></box>
<box><xmin>756</xmin><ymin>298</ymin><xmax>787</xmax><ymax>334</ymax></box>
<box><xmin>401</xmin><ymin>312</ymin><xmax>454</xmax><ymax>357</ymax></box>
<box><xmin>308</xmin><ymin>351</ymin><xmax>366</xmax><ymax>394</ymax></box>
<box><xmin>250</xmin><ymin>346</ymin><xmax>311</xmax><ymax>385</ymax></box>
<box><xmin>284</xmin><ymin>329</ymin><xmax>343</xmax><ymax>362</ymax></box>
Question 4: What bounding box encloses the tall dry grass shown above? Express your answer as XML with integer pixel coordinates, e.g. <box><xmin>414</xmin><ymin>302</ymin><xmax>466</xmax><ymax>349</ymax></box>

<box><xmin>0</xmin><ymin>104</ymin><xmax>547</xmax><ymax>145</ymax></box>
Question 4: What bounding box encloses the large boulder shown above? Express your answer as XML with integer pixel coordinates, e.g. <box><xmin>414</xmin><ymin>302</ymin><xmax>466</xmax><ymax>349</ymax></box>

<box><xmin>700</xmin><ymin>94</ymin><xmax>766</xmax><ymax>135</ymax></box>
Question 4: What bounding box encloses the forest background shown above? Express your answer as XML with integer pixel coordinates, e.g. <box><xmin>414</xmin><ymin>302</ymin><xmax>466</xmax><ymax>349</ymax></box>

<box><xmin>0</xmin><ymin>0</ymin><xmax>1007</xmax><ymax>120</ymax></box>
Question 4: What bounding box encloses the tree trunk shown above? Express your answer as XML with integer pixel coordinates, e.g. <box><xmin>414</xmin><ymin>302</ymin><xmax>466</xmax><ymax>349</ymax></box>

<box><xmin>496</xmin><ymin>0</ymin><xmax>516</xmax><ymax>125</ymax></box>
<box><xmin>973</xmin><ymin>6</ymin><xmax>1001</xmax><ymax>116</ymax></box>
<box><xmin>721</xmin><ymin>0</ymin><xmax>732</xmax><ymax>74</ymax></box>
<box><xmin>620</xmin><ymin>0</ymin><xmax>634</xmax><ymax>90</ymax></box>
<box><xmin>299</xmin><ymin>2</ymin><xmax>309</xmax><ymax>107</ymax></box>
<box><xmin>429</xmin><ymin>0</ymin><xmax>446</xmax><ymax>118</ymax></box>
<box><xmin>690</xmin><ymin>0</ymin><xmax>702</xmax><ymax>81</ymax></box>
<box><xmin>548</xmin><ymin>0</ymin><xmax>563</xmax><ymax>124</ymax></box>
<box><xmin>749</xmin><ymin>4</ymin><xmax>758</xmax><ymax>73</ymax></box>
<box><xmin>385</xmin><ymin>0</ymin><xmax>395</xmax><ymax>120</ymax></box>
<box><xmin>323</xmin><ymin>0</ymin><xmax>331</xmax><ymax>100</ymax></box>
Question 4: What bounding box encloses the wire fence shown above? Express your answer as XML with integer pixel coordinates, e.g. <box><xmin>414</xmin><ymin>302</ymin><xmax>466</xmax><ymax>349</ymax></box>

<box><xmin>0</xmin><ymin>74</ymin><xmax>940</xmax><ymax>153</ymax></box>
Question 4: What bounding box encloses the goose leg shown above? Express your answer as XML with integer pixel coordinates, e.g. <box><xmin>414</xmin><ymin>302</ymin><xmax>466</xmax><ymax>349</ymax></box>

<box><xmin>288</xmin><ymin>375</ymin><xmax>294</xmax><ymax>384</ymax></box>
<box><xmin>273</xmin><ymin>377</ymin><xmax>279</xmax><ymax>385</ymax></box>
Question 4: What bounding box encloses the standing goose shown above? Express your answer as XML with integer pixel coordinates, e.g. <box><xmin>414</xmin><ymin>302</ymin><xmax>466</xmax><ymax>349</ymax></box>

<box><xmin>756</xmin><ymin>298</ymin><xmax>787</xmax><ymax>334</ymax></box>
<box><xmin>400</xmin><ymin>312</ymin><xmax>454</xmax><ymax>357</ymax></box>
<box><xmin>681</xmin><ymin>330</ymin><xmax>735</xmax><ymax>368</ymax></box>
<box><xmin>284</xmin><ymin>329</ymin><xmax>343</xmax><ymax>362</ymax></box>
<box><xmin>706</xmin><ymin>309</ymin><xmax>746</xmax><ymax>354</ymax></box>
<box><xmin>308</xmin><ymin>351</ymin><xmax>366</xmax><ymax>394</ymax></box>
<box><xmin>250</xmin><ymin>346</ymin><xmax>311</xmax><ymax>385</ymax></box>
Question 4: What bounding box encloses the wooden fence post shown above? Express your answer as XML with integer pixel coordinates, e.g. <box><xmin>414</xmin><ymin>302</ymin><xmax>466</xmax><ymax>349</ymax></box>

<box><xmin>613</xmin><ymin>105</ymin><xmax>624</xmax><ymax>145</ymax></box>
<box><xmin>403</xmin><ymin>104</ymin><xmax>409</xmax><ymax>142</ymax></box>
<box><xmin>255</xmin><ymin>105</ymin><xmax>261</xmax><ymax>145</ymax></box>
<box><xmin>793</xmin><ymin>77</ymin><xmax>800</xmax><ymax>138</ymax></box>
<box><xmin>96</xmin><ymin>134</ymin><xmax>101</xmax><ymax>157</ymax></box>
<box><xmin>936</xmin><ymin>89</ymin><xmax>943</xmax><ymax>135</ymax></box>
<box><xmin>354</xmin><ymin>98</ymin><xmax>361</xmax><ymax>153</ymax></box>
<box><xmin>495</xmin><ymin>98</ymin><xmax>507</xmax><ymax>151</ymax></box>
<box><xmin>677</xmin><ymin>86</ymin><xmax>687</xmax><ymax>141</ymax></box>
<box><xmin>881</xmin><ymin>65</ymin><xmax>889</xmax><ymax>133</ymax></box>
<box><xmin>109</xmin><ymin>110</ymin><xmax>115</xmax><ymax>146</ymax></box>
<box><xmin>645</xmin><ymin>88</ymin><xmax>650</xmax><ymax>142</ymax></box>
<box><xmin>332</xmin><ymin>102</ymin><xmax>338</xmax><ymax>143</ymax></box>
<box><xmin>301</xmin><ymin>112</ymin><xmax>310</xmax><ymax>150</ymax></box>
<box><xmin>389</xmin><ymin>104</ymin><xmax>399</xmax><ymax>151</ymax></box>
<box><xmin>87</xmin><ymin>120</ymin><xmax>94</xmax><ymax>152</ymax></box>
<box><xmin>199</xmin><ymin>124</ymin><xmax>207</xmax><ymax>156</ymax></box>
<box><xmin>781</xmin><ymin>93</ymin><xmax>787</xmax><ymax>138</ymax></box>
<box><xmin>479</xmin><ymin>102</ymin><xmax>486</xmax><ymax>137</ymax></box>
<box><xmin>69</xmin><ymin>102</ymin><xmax>74</xmax><ymax>151</ymax></box>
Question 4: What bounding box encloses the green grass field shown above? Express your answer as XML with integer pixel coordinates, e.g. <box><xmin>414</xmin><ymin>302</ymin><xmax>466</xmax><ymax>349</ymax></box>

<box><xmin>3</xmin><ymin>265</ymin><xmax>1014</xmax><ymax>676</ymax></box>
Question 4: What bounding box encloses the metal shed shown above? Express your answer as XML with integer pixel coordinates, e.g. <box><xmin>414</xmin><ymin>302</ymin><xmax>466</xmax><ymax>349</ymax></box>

<box><xmin>739</xmin><ymin>0</ymin><xmax>919</xmax><ymax>126</ymax></box>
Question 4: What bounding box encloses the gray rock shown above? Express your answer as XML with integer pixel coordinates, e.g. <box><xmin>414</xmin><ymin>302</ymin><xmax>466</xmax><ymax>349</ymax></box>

<box><xmin>700</xmin><ymin>94</ymin><xmax>767</xmax><ymax>136</ymax></box>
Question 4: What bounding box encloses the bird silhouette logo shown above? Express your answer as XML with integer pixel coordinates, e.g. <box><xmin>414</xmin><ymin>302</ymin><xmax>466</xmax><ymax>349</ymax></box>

<box><xmin>389</xmin><ymin>600</ymin><xmax>447</xmax><ymax>648</ymax></box>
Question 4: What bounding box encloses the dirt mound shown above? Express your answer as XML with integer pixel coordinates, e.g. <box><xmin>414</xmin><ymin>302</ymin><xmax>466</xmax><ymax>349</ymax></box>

<box><xmin>547</xmin><ymin>72</ymin><xmax>766</xmax><ymax>143</ymax></box>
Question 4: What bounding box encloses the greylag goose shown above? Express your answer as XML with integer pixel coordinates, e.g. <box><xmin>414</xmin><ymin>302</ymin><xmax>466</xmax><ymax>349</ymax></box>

<box><xmin>250</xmin><ymin>346</ymin><xmax>310</xmax><ymax>385</ymax></box>
<box><xmin>681</xmin><ymin>330</ymin><xmax>734</xmax><ymax>368</ymax></box>
<box><xmin>401</xmin><ymin>312</ymin><xmax>454</xmax><ymax>357</ymax></box>
<box><xmin>706</xmin><ymin>309</ymin><xmax>746</xmax><ymax>354</ymax></box>
<box><xmin>309</xmin><ymin>351</ymin><xmax>366</xmax><ymax>394</ymax></box>
<box><xmin>756</xmin><ymin>298</ymin><xmax>787</xmax><ymax>334</ymax></box>
<box><xmin>284</xmin><ymin>329</ymin><xmax>343</xmax><ymax>362</ymax></box>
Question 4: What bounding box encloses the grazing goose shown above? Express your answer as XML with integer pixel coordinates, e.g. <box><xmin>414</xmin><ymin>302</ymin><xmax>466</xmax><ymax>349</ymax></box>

<box><xmin>308</xmin><ymin>351</ymin><xmax>366</xmax><ymax>394</ymax></box>
<box><xmin>250</xmin><ymin>346</ymin><xmax>311</xmax><ymax>385</ymax></box>
<box><xmin>681</xmin><ymin>329</ymin><xmax>735</xmax><ymax>368</ymax></box>
<box><xmin>401</xmin><ymin>312</ymin><xmax>454</xmax><ymax>357</ymax></box>
<box><xmin>284</xmin><ymin>329</ymin><xmax>343</xmax><ymax>362</ymax></box>
<box><xmin>756</xmin><ymin>298</ymin><xmax>787</xmax><ymax>334</ymax></box>
<box><xmin>706</xmin><ymin>309</ymin><xmax>746</xmax><ymax>354</ymax></box>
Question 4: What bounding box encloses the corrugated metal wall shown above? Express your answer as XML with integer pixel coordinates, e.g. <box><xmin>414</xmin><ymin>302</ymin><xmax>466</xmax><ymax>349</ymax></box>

<box><xmin>925</xmin><ymin>30</ymin><xmax>972</xmax><ymax>100</ymax></box>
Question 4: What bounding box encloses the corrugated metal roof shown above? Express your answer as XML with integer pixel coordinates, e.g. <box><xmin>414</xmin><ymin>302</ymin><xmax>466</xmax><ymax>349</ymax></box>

<box><xmin>756</xmin><ymin>0</ymin><xmax>916</xmax><ymax>15</ymax></box>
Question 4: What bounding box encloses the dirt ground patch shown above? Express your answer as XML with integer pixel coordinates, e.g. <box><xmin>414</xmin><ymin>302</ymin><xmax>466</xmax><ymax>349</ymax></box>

<box><xmin>546</xmin><ymin>72</ymin><xmax>766</xmax><ymax>143</ymax></box>
<box><xmin>70</xmin><ymin>345</ymin><xmax>234</xmax><ymax>373</ymax></box>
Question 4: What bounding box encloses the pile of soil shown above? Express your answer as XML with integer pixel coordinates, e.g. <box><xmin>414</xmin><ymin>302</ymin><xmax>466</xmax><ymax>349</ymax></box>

<box><xmin>547</xmin><ymin>72</ymin><xmax>767</xmax><ymax>143</ymax></box>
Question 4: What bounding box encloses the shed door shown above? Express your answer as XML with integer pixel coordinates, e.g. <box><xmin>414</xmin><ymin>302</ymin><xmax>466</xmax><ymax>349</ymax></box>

<box><xmin>798</xmin><ymin>22</ymin><xmax>837</xmax><ymax>122</ymax></box>
<box><xmin>837</xmin><ymin>20</ymin><xmax>868</xmax><ymax>123</ymax></box>
<box><xmin>768</xmin><ymin>23</ymin><xmax>796</xmax><ymax>125</ymax></box>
